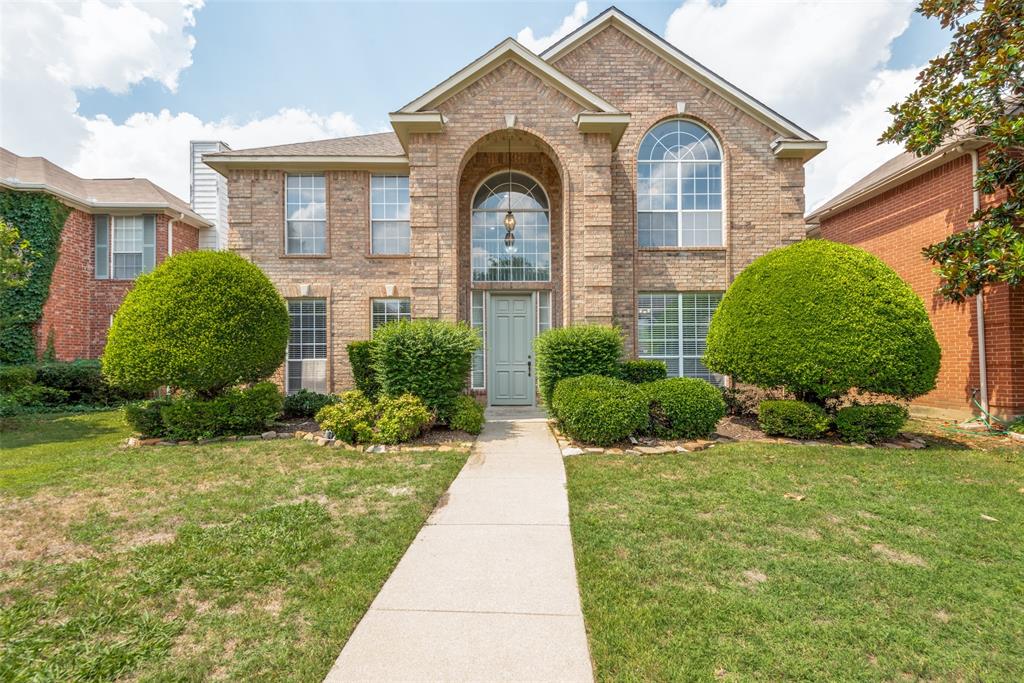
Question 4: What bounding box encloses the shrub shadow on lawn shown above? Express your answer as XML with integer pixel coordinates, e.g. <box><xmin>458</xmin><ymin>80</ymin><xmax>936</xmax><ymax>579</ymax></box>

<box><xmin>1</xmin><ymin>410</ymin><xmax>125</xmax><ymax>448</ymax></box>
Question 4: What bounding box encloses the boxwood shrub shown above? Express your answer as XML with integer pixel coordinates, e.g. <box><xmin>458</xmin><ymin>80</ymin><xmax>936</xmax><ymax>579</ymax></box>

<box><xmin>282</xmin><ymin>389</ymin><xmax>337</xmax><ymax>419</ymax></box>
<box><xmin>834</xmin><ymin>403</ymin><xmax>909</xmax><ymax>443</ymax></box>
<box><xmin>534</xmin><ymin>325</ymin><xmax>623</xmax><ymax>407</ymax></box>
<box><xmin>449</xmin><ymin>394</ymin><xmax>485</xmax><ymax>435</ymax></box>
<box><xmin>758</xmin><ymin>399</ymin><xmax>831</xmax><ymax>439</ymax></box>
<box><xmin>371</xmin><ymin>320</ymin><xmax>479</xmax><ymax>422</ymax></box>
<box><xmin>552</xmin><ymin>374</ymin><xmax>647</xmax><ymax>446</ymax></box>
<box><xmin>643</xmin><ymin>377</ymin><xmax>726</xmax><ymax>439</ymax></box>
<box><xmin>619</xmin><ymin>359</ymin><xmax>667</xmax><ymax>384</ymax></box>
<box><xmin>374</xmin><ymin>394</ymin><xmax>432</xmax><ymax>444</ymax></box>
<box><xmin>124</xmin><ymin>399</ymin><xmax>173</xmax><ymax>438</ymax></box>
<box><xmin>154</xmin><ymin>382</ymin><xmax>283</xmax><ymax>440</ymax></box>
<box><xmin>347</xmin><ymin>340</ymin><xmax>380</xmax><ymax>400</ymax></box>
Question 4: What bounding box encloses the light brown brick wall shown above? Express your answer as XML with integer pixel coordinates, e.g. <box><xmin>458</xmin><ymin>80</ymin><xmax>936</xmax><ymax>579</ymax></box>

<box><xmin>818</xmin><ymin>153</ymin><xmax>1024</xmax><ymax>419</ymax></box>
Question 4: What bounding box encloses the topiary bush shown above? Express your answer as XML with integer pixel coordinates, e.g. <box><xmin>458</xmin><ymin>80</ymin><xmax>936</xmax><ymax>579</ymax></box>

<box><xmin>124</xmin><ymin>399</ymin><xmax>173</xmax><ymax>438</ymax></box>
<box><xmin>374</xmin><ymin>394</ymin><xmax>432</xmax><ymax>444</ymax></box>
<box><xmin>704</xmin><ymin>240</ymin><xmax>941</xmax><ymax>404</ymax></box>
<box><xmin>551</xmin><ymin>374</ymin><xmax>648</xmax><ymax>446</ymax></box>
<box><xmin>758</xmin><ymin>399</ymin><xmax>831</xmax><ymax>439</ymax></box>
<box><xmin>315</xmin><ymin>390</ymin><xmax>376</xmax><ymax>444</ymax></box>
<box><xmin>371</xmin><ymin>320</ymin><xmax>480</xmax><ymax>422</ymax></box>
<box><xmin>449</xmin><ymin>394</ymin><xmax>485</xmax><ymax>435</ymax></box>
<box><xmin>157</xmin><ymin>382</ymin><xmax>283</xmax><ymax>440</ymax></box>
<box><xmin>643</xmin><ymin>377</ymin><xmax>726</xmax><ymax>440</ymax></box>
<box><xmin>834</xmin><ymin>403</ymin><xmax>909</xmax><ymax>443</ymax></box>
<box><xmin>282</xmin><ymin>389</ymin><xmax>338</xmax><ymax>419</ymax></box>
<box><xmin>347</xmin><ymin>340</ymin><xmax>380</xmax><ymax>400</ymax></box>
<box><xmin>619</xmin><ymin>359</ymin><xmax>667</xmax><ymax>384</ymax></box>
<box><xmin>534</xmin><ymin>325</ymin><xmax>623</xmax><ymax>408</ymax></box>
<box><xmin>102</xmin><ymin>251</ymin><xmax>289</xmax><ymax>398</ymax></box>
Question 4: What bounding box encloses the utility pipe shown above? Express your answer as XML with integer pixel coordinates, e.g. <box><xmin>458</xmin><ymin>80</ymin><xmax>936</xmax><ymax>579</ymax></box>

<box><xmin>969</xmin><ymin>150</ymin><xmax>989</xmax><ymax>414</ymax></box>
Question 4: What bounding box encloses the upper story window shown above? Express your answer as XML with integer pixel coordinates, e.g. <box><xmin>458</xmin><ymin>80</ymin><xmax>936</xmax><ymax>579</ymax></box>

<box><xmin>638</xmin><ymin>119</ymin><xmax>723</xmax><ymax>248</ymax></box>
<box><xmin>285</xmin><ymin>173</ymin><xmax>326</xmax><ymax>255</ymax></box>
<box><xmin>370</xmin><ymin>175</ymin><xmax>410</xmax><ymax>254</ymax></box>
<box><xmin>472</xmin><ymin>172</ymin><xmax>550</xmax><ymax>282</ymax></box>
<box><xmin>94</xmin><ymin>214</ymin><xmax>155</xmax><ymax>280</ymax></box>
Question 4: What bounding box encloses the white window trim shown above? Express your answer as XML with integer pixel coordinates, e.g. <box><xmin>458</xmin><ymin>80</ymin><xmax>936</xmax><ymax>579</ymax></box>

<box><xmin>637</xmin><ymin>292</ymin><xmax>724</xmax><ymax>385</ymax></box>
<box><xmin>285</xmin><ymin>298</ymin><xmax>328</xmax><ymax>395</ymax></box>
<box><xmin>369</xmin><ymin>174</ymin><xmax>411</xmax><ymax>255</ymax></box>
<box><xmin>284</xmin><ymin>173</ymin><xmax>327</xmax><ymax>256</ymax></box>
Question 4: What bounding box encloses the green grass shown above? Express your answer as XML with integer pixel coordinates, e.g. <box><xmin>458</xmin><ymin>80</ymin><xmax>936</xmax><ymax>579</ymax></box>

<box><xmin>565</xmin><ymin>442</ymin><xmax>1024</xmax><ymax>682</ymax></box>
<box><xmin>0</xmin><ymin>410</ymin><xmax>467</xmax><ymax>681</ymax></box>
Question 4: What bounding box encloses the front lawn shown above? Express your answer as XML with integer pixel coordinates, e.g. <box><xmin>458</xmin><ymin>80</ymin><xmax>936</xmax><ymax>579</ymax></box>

<box><xmin>566</xmin><ymin>442</ymin><xmax>1024</xmax><ymax>681</ymax></box>
<box><xmin>0</xmin><ymin>410</ymin><xmax>467</xmax><ymax>681</ymax></box>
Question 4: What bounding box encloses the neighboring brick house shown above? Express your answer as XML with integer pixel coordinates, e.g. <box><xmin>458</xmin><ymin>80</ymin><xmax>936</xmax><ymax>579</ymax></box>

<box><xmin>808</xmin><ymin>142</ymin><xmax>1024</xmax><ymax>421</ymax></box>
<box><xmin>204</xmin><ymin>7</ymin><xmax>826</xmax><ymax>405</ymax></box>
<box><xmin>1</xmin><ymin>147</ymin><xmax>211</xmax><ymax>360</ymax></box>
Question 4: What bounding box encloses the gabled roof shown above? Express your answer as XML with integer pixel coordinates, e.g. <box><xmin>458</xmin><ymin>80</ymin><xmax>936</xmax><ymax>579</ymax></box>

<box><xmin>0</xmin><ymin>147</ymin><xmax>209</xmax><ymax>228</ymax></box>
<box><xmin>542</xmin><ymin>6</ymin><xmax>821</xmax><ymax>144</ymax></box>
<box><xmin>207</xmin><ymin>132</ymin><xmax>403</xmax><ymax>158</ymax></box>
<box><xmin>395</xmin><ymin>37</ymin><xmax>621</xmax><ymax>115</ymax></box>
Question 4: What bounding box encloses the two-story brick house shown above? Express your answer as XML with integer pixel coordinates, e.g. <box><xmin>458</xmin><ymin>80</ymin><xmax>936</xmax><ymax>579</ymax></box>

<box><xmin>204</xmin><ymin>7</ymin><xmax>826</xmax><ymax>405</ymax></box>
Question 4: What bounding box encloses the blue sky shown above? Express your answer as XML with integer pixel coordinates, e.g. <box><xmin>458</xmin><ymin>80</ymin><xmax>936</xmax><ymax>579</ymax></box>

<box><xmin>1</xmin><ymin>1</ymin><xmax>953</xmax><ymax>208</ymax></box>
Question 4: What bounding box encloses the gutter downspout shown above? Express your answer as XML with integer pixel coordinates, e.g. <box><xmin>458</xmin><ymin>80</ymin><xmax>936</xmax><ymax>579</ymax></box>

<box><xmin>969</xmin><ymin>150</ymin><xmax>989</xmax><ymax>414</ymax></box>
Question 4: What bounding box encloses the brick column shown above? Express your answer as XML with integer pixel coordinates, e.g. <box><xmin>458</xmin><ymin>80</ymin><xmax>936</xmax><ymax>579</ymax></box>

<box><xmin>408</xmin><ymin>134</ymin><xmax>441</xmax><ymax>318</ymax></box>
<box><xmin>582</xmin><ymin>133</ymin><xmax>614</xmax><ymax>324</ymax></box>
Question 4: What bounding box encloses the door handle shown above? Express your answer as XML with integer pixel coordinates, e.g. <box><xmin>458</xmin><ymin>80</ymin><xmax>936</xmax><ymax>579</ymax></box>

<box><xmin>528</xmin><ymin>360</ymin><xmax>532</xmax><ymax>377</ymax></box>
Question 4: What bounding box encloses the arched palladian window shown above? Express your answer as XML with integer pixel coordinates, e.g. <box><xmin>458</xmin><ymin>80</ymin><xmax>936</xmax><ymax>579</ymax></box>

<box><xmin>637</xmin><ymin>119</ymin><xmax>723</xmax><ymax>247</ymax></box>
<box><xmin>472</xmin><ymin>172</ymin><xmax>550</xmax><ymax>282</ymax></box>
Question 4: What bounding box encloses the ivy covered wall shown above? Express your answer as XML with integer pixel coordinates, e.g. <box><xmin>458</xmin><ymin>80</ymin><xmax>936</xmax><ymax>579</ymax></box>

<box><xmin>0</xmin><ymin>191</ymin><xmax>70</xmax><ymax>364</ymax></box>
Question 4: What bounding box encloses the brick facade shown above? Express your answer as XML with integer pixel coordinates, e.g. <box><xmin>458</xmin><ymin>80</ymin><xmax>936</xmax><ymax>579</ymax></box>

<box><xmin>35</xmin><ymin>210</ymin><xmax>200</xmax><ymax>360</ymax></box>
<box><xmin>817</xmin><ymin>153</ymin><xmax>1024</xmax><ymax>420</ymax></box>
<box><xmin>225</xmin><ymin>24</ymin><xmax>815</xmax><ymax>400</ymax></box>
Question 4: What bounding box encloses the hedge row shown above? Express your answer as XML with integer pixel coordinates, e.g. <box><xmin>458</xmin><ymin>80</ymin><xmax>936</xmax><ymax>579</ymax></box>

<box><xmin>124</xmin><ymin>382</ymin><xmax>283</xmax><ymax>440</ymax></box>
<box><xmin>758</xmin><ymin>399</ymin><xmax>908</xmax><ymax>442</ymax></box>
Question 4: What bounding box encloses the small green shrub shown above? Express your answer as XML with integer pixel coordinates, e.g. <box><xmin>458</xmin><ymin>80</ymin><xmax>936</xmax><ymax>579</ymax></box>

<box><xmin>758</xmin><ymin>400</ymin><xmax>831</xmax><ymax>439</ymax></box>
<box><xmin>103</xmin><ymin>251</ymin><xmax>289</xmax><ymax>396</ymax></box>
<box><xmin>534</xmin><ymin>325</ymin><xmax>623</xmax><ymax>407</ymax></box>
<box><xmin>835</xmin><ymin>403</ymin><xmax>909</xmax><ymax>443</ymax></box>
<box><xmin>552</xmin><ymin>374</ymin><xmax>648</xmax><ymax>446</ymax></box>
<box><xmin>3</xmin><ymin>384</ymin><xmax>69</xmax><ymax>407</ymax></box>
<box><xmin>282</xmin><ymin>389</ymin><xmax>338</xmax><ymax>419</ymax></box>
<box><xmin>34</xmin><ymin>360</ymin><xmax>143</xmax><ymax>405</ymax></box>
<box><xmin>374</xmin><ymin>394</ymin><xmax>432</xmax><ymax>444</ymax></box>
<box><xmin>0</xmin><ymin>365</ymin><xmax>36</xmax><ymax>393</ymax></box>
<box><xmin>124</xmin><ymin>399</ymin><xmax>173</xmax><ymax>437</ymax></box>
<box><xmin>643</xmin><ymin>377</ymin><xmax>726</xmax><ymax>439</ymax></box>
<box><xmin>159</xmin><ymin>382</ymin><xmax>283</xmax><ymax>440</ymax></box>
<box><xmin>449</xmin><ymin>394</ymin><xmax>485</xmax><ymax>435</ymax></box>
<box><xmin>315</xmin><ymin>390</ymin><xmax>375</xmax><ymax>444</ymax></box>
<box><xmin>1008</xmin><ymin>417</ymin><xmax>1023</xmax><ymax>435</ymax></box>
<box><xmin>619</xmin><ymin>359</ymin><xmax>667</xmax><ymax>384</ymax></box>
<box><xmin>347</xmin><ymin>341</ymin><xmax>380</xmax><ymax>400</ymax></box>
<box><xmin>372</xmin><ymin>320</ymin><xmax>480</xmax><ymax>421</ymax></box>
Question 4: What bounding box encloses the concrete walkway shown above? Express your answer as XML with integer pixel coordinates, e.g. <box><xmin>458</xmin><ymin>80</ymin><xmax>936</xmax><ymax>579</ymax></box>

<box><xmin>324</xmin><ymin>407</ymin><xmax>593</xmax><ymax>682</ymax></box>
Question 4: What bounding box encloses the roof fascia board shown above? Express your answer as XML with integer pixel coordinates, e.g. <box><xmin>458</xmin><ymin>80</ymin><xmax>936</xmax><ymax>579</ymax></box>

<box><xmin>202</xmin><ymin>155</ymin><xmax>410</xmax><ymax>175</ymax></box>
<box><xmin>542</xmin><ymin>8</ymin><xmax>818</xmax><ymax>142</ymax></box>
<box><xmin>575</xmin><ymin>112</ymin><xmax>631</xmax><ymax>148</ymax></box>
<box><xmin>398</xmin><ymin>38</ymin><xmax>620</xmax><ymax>115</ymax></box>
<box><xmin>389</xmin><ymin>112</ymin><xmax>446</xmax><ymax>149</ymax></box>
<box><xmin>772</xmin><ymin>139</ymin><xmax>828</xmax><ymax>162</ymax></box>
<box><xmin>0</xmin><ymin>179</ymin><xmax>210</xmax><ymax>228</ymax></box>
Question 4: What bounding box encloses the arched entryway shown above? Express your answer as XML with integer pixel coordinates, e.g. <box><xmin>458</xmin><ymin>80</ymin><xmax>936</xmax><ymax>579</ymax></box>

<box><xmin>457</xmin><ymin>130</ymin><xmax>565</xmax><ymax>406</ymax></box>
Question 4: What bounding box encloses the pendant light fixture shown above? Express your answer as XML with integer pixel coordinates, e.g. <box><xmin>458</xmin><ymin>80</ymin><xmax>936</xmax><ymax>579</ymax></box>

<box><xmin>503</xmin><ymin>133</ymin><xmax>517</xmax><ymax>252</ymax></box>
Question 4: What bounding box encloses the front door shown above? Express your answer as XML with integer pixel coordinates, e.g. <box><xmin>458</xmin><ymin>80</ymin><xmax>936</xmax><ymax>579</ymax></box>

<box><xmin>488</xmin><ymin>294</ymin><xmax>535</xmax><ymax>405</ymax></box>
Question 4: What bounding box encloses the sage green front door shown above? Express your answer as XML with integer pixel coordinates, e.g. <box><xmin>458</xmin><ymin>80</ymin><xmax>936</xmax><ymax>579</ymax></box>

<box><xmin>488</xmin><ymin>294</ymin><xmax>535</xmax><ymax>405</ymax></box>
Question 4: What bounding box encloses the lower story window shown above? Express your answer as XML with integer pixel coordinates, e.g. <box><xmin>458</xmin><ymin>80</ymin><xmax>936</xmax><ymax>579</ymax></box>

<box><xmin>287</xmin><ymin>299</ymin><xmax>327</xmax><ymax>394</ymax></box>
<box><xmin>638</xmin><ymin>292</ymin><xmax>723</xmax><ymax>385</ymax></box>
<box><xmin>371</xmin><ymin>298</ymin><xmax>410</xmax><ymax>332</ymax></box>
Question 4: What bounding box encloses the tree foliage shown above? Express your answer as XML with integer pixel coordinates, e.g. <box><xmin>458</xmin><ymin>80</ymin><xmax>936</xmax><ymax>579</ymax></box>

<box><xmin>880</xmin><ymin>0</ymin><xmax>1024</xmax><ymax>301</ymax></box>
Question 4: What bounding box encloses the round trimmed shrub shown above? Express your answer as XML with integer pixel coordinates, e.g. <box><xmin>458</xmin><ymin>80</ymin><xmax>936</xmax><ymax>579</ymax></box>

<box><xmin>552</xmin><ymin>374</ymin><xmax>648</xmax><ymax>446</ymax></box>
<box><xmin>704</xmin><ymin>240</ymin><xmax>940</xmax><ymax>403</ymax></box>
<box><xmin>316</xmin><ymin>390</ymin><xmax>375</xmax><ymax>444</ymax></box>
<box><xmin>449</xmin><ymin>394</ymin><xmax>485</xmax><ymax>435</ymax></box>
<box><xmin>534</xmin><ymin>325</ymin><xmax>623</xmax><ymax>407</ymax></box>
<box><xmin>282</xmin><ymin>389</ymin><xmax>338</xmax><ymax>419</ymax></box>
<box><xmin>102</xmin><ymin>251</ymin><xmax>289</xmax><ymax>397</ymax></box>
<box><xmin>758</xmin><ymin>399</ymin><xmax>831</xmax><ymax>439</ymax></box>
<box><xmin>835</xmin><ymin>403</ymin><xmax>909</xmax><ymax>443</ymax></box>
<box><xmin>374</xmin><ymin>394</ymin><xmax>432</xmax><ymax>444</ymax></box>
<box><xmin>643</xmin><ymin>377</ymin><xmax>726</xmax><ymax>439</ymax></box>
<box><xmin>371</xmin><ymin>320</ymin><xmax>480</xmax><ymax>422</ymax></box>
<box><xmin>619</xmin><ymin>359</ymin><xmax>668</xmax><ymax>384</ymax></box>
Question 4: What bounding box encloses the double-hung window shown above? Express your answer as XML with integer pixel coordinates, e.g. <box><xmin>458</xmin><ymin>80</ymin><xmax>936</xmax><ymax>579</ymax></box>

<box><xmin>638</xmin><ymin>292</ymin><xmax>723</xmax><ymax>384</ymax></box>
<box><xmin>285</xmin><ymin>174</ymin><xmax>326</xmax><ymax>255</ymax></box>
<box><xmin>371</xmin><ymin>298</ymin><xmax>410</xmax><ymax>332</ymax></box>
<box><xmin>370</xmin><ymin>175</ymin><xmax>410</xmax><ymax>254</ymax></box>
<box><xmin>94</xmin><ymin>214</ymin><xmax>155</xmax><ymax>279</ymax></box>
<box><xmin>286</xmin><ymin>299</ymin><xmax>327</xmax><ymax>394</ymax></box>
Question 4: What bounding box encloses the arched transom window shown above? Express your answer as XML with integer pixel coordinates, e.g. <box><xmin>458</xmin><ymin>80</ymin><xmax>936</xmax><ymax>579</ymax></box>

<box><xmin>637</xmin><ymin>119</ymin><xmax>723</xmax><ymax>247</ymax></box>
<box><xmin>472</xmin><ymin>172</ymin><xmax>550</xmax><ymax>282</ymax></box>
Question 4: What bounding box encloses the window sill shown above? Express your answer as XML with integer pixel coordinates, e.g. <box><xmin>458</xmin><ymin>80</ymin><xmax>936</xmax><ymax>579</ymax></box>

<box><xmin>638</xmin><ymin>246</ymin><xmax>727</xmax><ymax>253</ymax></box>
<box><xmin>280</xmin><ymin>253</ymin><xmax>331</xmax><ymax>259</ymax></box>
<box><xmin>365</xmin><ymin>253</ymin><xmax>412</xmax><ymax>259</ymax></box>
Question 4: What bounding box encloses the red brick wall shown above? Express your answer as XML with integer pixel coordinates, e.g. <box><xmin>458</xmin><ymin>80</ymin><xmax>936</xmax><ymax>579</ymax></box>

<box><xmin>35</xmin><ymin>210</ymin><xmax>201</xmax><ymax>361</ymax></box>
<box><xmin>818</xmin><ymin>153</ymin><xmax>1024</xmax><ymax>419</ymax></box>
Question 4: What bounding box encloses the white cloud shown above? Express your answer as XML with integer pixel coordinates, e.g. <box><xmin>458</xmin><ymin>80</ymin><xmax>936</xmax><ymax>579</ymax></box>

<box><xmin>76</xmin><ymin>109</ymin><xmax>364</xmax><ymax>197</ymax></box>
<box><xmin>517</xmin><ymin>1</ymin><xmax>588</xmax><ymax>53</ymax></box>
<box><xmin>0</xmin><ymin>0</ymin><xmax>366</xmax><ymax>201</ymax></box>
<box><xmin>663</xmin><ymin>0</ymin><xmax>932</xmax><ymax>208</ymax></box>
